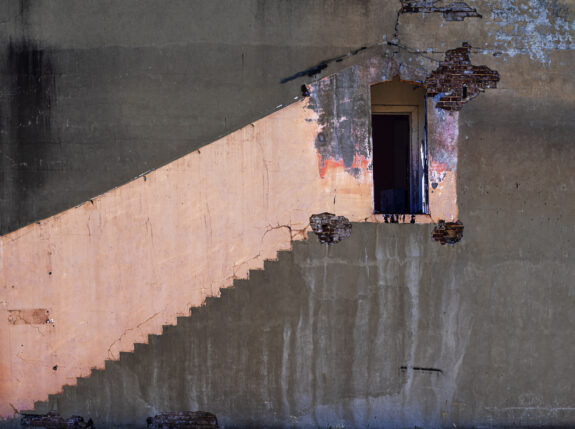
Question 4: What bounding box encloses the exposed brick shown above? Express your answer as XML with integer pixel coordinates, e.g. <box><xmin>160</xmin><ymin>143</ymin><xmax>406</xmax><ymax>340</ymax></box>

<box><xmin>432</xmin><ymin>220</ymin><xmax>464</xmax><ymax>245</ymax></box>
<box><xmin>309</xmin><ymin>213</ymin><xmax>352</xmax><ymax>245</ymax></box>
<box><xmin>425</xmin><ymin>43</ymin><xmax>500</xmax><ymax>111</ymax></box>
<box><xmin>400</xmin><ymin>0</ymin><xmax>482</xmax><ymax>21</ymax></box>
<box><xmin>21</xmin><ymin>411</ymin><xmax>94</xmax><ymax>428</ymax></box>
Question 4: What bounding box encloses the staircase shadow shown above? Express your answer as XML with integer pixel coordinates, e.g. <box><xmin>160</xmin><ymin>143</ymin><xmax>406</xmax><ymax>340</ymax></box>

<box><xmin>30</xmin><ymin>223</ymin><xmax>430</xmax><ymax>428</ymax></box>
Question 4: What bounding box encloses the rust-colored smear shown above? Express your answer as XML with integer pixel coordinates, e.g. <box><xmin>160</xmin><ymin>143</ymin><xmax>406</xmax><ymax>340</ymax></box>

<box><xmin>426</xmin><ymin>43</ymin><xmax>500</xmax><ymax>111</ymax></box>
<box><xmin>7</xmin><ymin>309</ymin><xmax>51</xmax><ymax>325</ymax></box>
<box><xmin>317</xmin><ymin>153</ymin><xmax>369</xmax><ymax>178</ymax></box>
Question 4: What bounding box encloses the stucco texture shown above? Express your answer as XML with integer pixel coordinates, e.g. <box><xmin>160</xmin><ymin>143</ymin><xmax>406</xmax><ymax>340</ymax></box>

<box><xmin>0</xmin><ymin>100</ymin><xmax>366</xmax><ymax>416</ymax></box>
<box><xmin>1</xmin><ymin>0</ymin><xmax>574</xmax><ymax>427</ymax></box>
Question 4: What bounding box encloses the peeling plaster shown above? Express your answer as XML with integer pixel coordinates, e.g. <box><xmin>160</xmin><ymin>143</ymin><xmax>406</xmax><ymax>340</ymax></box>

<box><xmin>429</xmin><ymin>109</ymin><xmax>458</xmax><ymax>186</ymax></box>
<box><xmin>307</xmin><ymin>48</ymin><xmax>459</xmax><ymax>222</ymax></box>
<box><xmin>487</xmin><ymin>0</ymin><xmax>574</xmax><ymax>64</ymax></box>
<box><xmin>307</xmin><ymin>66</ymin><xmax>371</xmax><ymax>179</ymax></box>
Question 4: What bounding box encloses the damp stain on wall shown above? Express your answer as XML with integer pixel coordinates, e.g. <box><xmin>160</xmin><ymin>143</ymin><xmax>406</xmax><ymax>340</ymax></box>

<box><xmin>1</xmin><ymin>40</ymin><xmax>56</xmax><ymax>231</ymax></box>
<box><xmin>7</xmin><ymin>308</ymin><xmax>52</xmax><ymax>325</ymax></box>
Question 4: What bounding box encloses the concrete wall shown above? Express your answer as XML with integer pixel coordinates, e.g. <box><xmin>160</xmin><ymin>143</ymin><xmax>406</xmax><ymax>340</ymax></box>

<box><xmin>1</xmin><ymin>0</ymin><xmax>574</xmax><ymax>427</ymax></box>
<box><xmin>0</xmin><ymin>100</ymin><xmax>345</xmax><ymax>417</ymax></box>
<box><xmin>32</xmin><ymin>224</ymin><xmax>470</xmax><ymax>428</ymax></box>
<box><xmin>34</xmin><ymin>222</ymin><xmax>575</xmax><ymax>428</ymax></box>
<box><xmin>0</xmin><ymin>45</ymin><xmax>461</xmax><ymax>418</ymax></box>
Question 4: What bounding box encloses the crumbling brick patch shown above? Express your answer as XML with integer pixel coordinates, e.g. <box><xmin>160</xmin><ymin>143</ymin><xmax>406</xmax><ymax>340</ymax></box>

<box><xmin>432</xmin><ymin>220</ymin><xmax>464</xmax><ymax>245</ymax></box>
<box><xmin>146</xmin><ymin>411</ymin><xmax>219</xmax><ymax>429</ymax></box>
<box><xmin>21</xmin><ymin>411</ymin><xmax>94</xmax><ymax>428</ymax></box>
<box><xmin>310</xmin><ymin>213</ymin><xmax>352</xmax><ymax>245</ymax></box>
<box><xmin>425</xmin><ymin>43</ymin><xmax>500</xmax><ymax>111</ymax></box>
<box><xmin>400</xmin><ymin>0</ymin><xmax>482</xmax><ymax>21</ymax></box>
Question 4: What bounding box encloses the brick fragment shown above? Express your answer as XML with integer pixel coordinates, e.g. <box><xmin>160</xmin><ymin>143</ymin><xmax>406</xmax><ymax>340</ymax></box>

<box><xmin>425</xmin><ymin>43</ymin><xmax>499</xmax><ymax>111</ymax></box>
<box><xmin>21</xmin><ymin>411</ymin><xmax>94</xmax><ymax>428</ymax></box>
<box><xmin>309</xmin><ymin>213</ymin><xmax>352</xmax><ymax>245</ymax></box>
<box><xmin>432</xmin><ymin>220</ymin><xmax>464</xmax><ymax>245</ymax></box>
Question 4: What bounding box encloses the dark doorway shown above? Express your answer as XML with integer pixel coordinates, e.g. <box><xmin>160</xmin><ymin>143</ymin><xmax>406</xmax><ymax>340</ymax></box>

<box><xmin>372</xmin><ymin>114</ymin><xmax>411</xmax><ymax>214</ymax></box>
<box><xmin>370</xmin><ymin>77</ymin><xmax>428</xmax><ymax>215</ymax></box>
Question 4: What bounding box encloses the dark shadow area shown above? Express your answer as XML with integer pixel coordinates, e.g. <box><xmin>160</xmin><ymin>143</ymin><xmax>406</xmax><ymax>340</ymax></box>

<box><xmin>372</xmin><ymin>114</ymin><xmax>410</xmax><ymax>214</ymax></box>
<box><xmin>0</xmin><ymin>1</ymin><xmax>394</xmax><ymax>235</ymax></box>
<box><xmin>0</xmin><ymin>40</ymin><xmax>55</xmax><ymax>233</ymax></box>
<box><xmin>30</xmin><ymin>224</ymin><xmax>430</xmax><ymax>428</ymax></box>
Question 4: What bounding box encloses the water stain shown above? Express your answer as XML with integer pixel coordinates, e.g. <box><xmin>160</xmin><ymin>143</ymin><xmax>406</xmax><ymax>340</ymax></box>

<box><xmin>1</xmin><ymin>39</ymin><xmax>56</xmax><ymax>233</ymax></box>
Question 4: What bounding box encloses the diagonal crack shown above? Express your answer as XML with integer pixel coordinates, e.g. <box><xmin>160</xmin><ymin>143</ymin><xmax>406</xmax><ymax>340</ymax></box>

<box><xmin>106</xmin><ymin>310</ymin><xmax>163</xmax><ymax>360</ymax></box>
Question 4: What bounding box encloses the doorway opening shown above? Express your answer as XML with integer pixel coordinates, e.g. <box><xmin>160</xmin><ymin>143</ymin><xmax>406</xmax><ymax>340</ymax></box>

<box><xmin>371</xmin><ymin>77</ymin><xmax>428</xmax><ymax>214</ymax></box>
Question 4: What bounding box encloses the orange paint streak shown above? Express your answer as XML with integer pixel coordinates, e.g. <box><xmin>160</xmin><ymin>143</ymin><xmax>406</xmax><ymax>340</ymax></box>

<box><xmin>317</xmin><ymin>153</ymin><xmax>370</xmax><ymax>178</ymax></box>
<box><xmin>317</xmin><ymin>153</ymin><xmax>344</xmax><ymax>178</ymax></box>
<box><xmin>352</xmin><ymin>155</ymin><xmax>370</xmax><ymax>170</ymax></box>
<box><xmin>430</xmin><ymin>159</ymin><xmax>448</xmax><ymax>176</ymax></box>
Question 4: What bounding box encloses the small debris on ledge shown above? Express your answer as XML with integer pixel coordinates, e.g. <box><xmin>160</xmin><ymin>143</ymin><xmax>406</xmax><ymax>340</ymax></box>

<box><xmin>146</xmin><ymin>411</ymin><xmax>219</xmax><ymax>429</ymax></box>
<box><xmin>21</xmin><ymin>411</ymin><xmax>94</xmax><ymax>428</ymax></box>
<box><xmin>432</xmin><ymin>220</ymin><xmax>464</xmax><ymax>245</ymax></box>
<box><xmin>309</xmin><ymin>212</ymin><xmax>352</xmax><ymax>245</ymax></box>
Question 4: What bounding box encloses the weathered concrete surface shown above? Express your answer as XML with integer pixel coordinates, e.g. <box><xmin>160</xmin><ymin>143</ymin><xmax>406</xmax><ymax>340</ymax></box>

<box><xmin>12</xmin><ymin>45</ymin><xmax>573</xmax><ymax>424</ymax></box>
<box><xmin>0</xmin><ymin>47</ymin><xmax>463</xmax><ymax>418</ymax></box>
<box><xmin>4</xmin><ymin>0</ymin><xmax>567</xmax><ymax>234</ymax></box>
<box><xmin>0</xmin><ymin>0</ymin><xmax>396</xmax><ymax>234</ymax></box>
<box><xmin>30</xmin><ymin>221</ymin><xmax>575</xmax><ymax>428</ymax></box>
<box><xmin>0</xmin><ymin>101</ymin><xmax>326</xmax><ymax>417</ymax></box>
<box><xmin>27</xmin><ymin>224</ymin><xmax>470</xmax><ymax>427</ymax></box>
<box><xmin>1</xmin><ymin>0</ymin><xmax>574</xmax><ymax>427</ymax></box>
<box><xmin>451</xmin><ymin>50</ymin><xmax>575</xmax><ymax>427</ymax></box>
